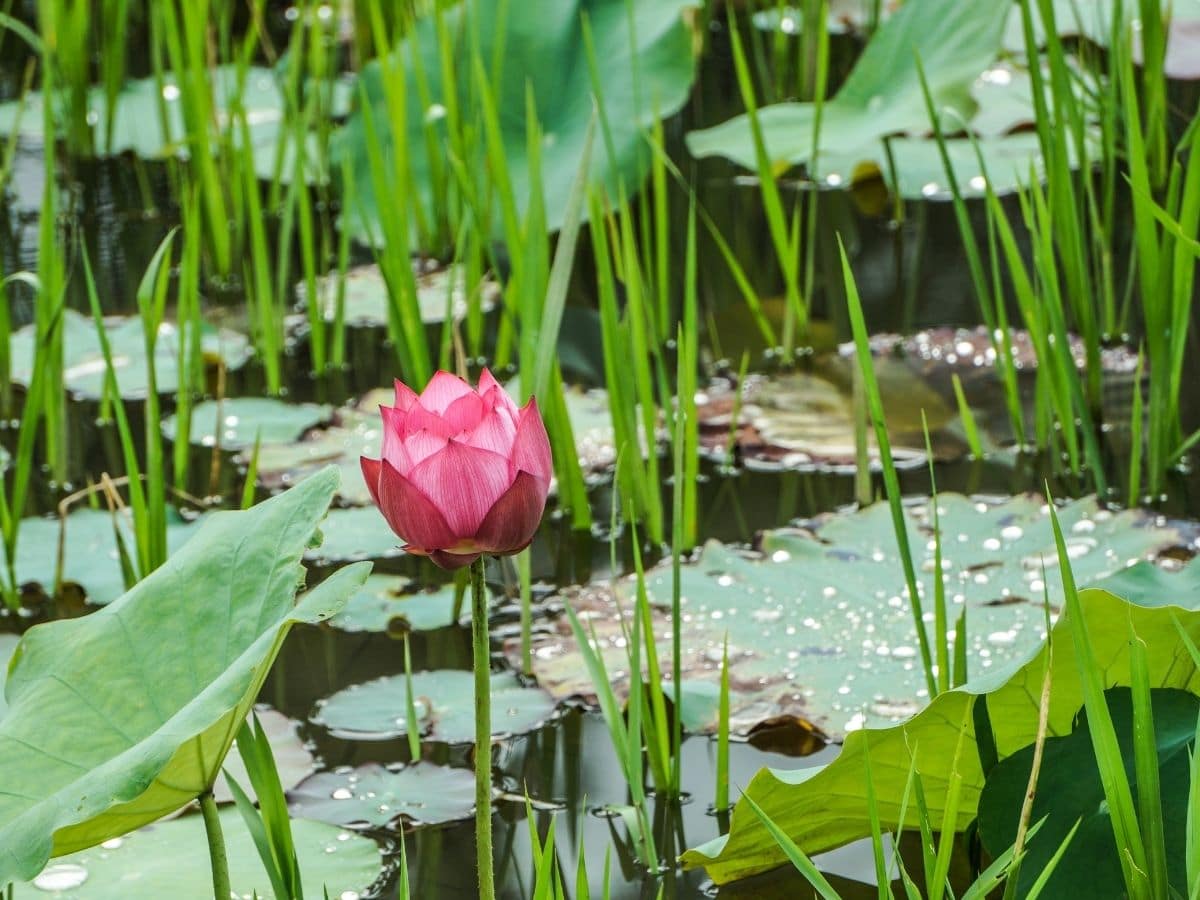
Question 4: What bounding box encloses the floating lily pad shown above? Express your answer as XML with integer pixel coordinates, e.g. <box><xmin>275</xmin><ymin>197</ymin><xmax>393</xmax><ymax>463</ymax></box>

<box><xmin>0</xmin><ymin>66</ymin><xmax>353</xmax><ymax>179</ymax></box>
<box><xmin>329</xmin><ymin>575</ymin><xmax>471</xmax><ymax>633</ymax></box>
<box><xmin>312</xmin><ymin>670</ymin><xmax>556</xmax><ymax>743</ymax></box>
<box><xmin>0</xmin><ymin>632</ymin><xmax>18</xmax><ymax>719</ymax></box>
<box><xmin>336</xmin><ymin>0</ymin><xmax>700</xmax><ymax>246</ymax></box>
<box><xmin>295</xmin><ymin>262</ymin><xmax>499</xmax><ymax>329</ymax></box>
<box><xmin>9</xmin><ymin>309</ymin><xmax>252</xmax><ymax>401</ymax></box>
<box><xmin>214</xmin><ymin>708</ymin><xmax>316</xmax><ymax>805</ymax></box>
<box><xmin>163</xmin><ymin>397</ymin><xmax>333</xmax><ymax>451</ymax></box>
<box><xmin>15</xmin><ymin>809</ymin><xmax>380</xmax><ymax>899</ymax></box>
<box><xmin>979</xmin><ymin>687</ymin><xmax>1196</xmax><ymax>898</ymax></box>
<box><xmin>513</xmin><ymin>494</ymin><xmax>1181</xmax><ymax>739</ymax></box>
<box><xmin>14</xmin><ymin>508</ymin><xmax>206</xmax><ymax>607</ymax></box>
<box><xmin>696</xmin><ymin>361</ymin><xmax>964</xmax><ymax>470</ymax></box>
<box><xmin>681</xmin><ymin>586</ymin><xmax>1200</xmax><ymax>885</ymax></box>
<box><xmin>303</xmin><ymin>505</ymin><xmax>405</xmax><ymax>565</ymax></box>
<box><xmin>289</xmin><ymin>762</ymin><xmax>477</xmax><ymax>829</ymax></box>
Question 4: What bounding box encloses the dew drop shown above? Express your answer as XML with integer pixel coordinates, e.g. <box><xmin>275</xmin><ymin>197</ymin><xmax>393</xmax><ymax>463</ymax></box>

<box><xmin>33</xmin><ymin>864</ymin><xmax>89</xmax><ymax>891</ymax></box>
<box><xmin>331</xmin><ymin>787</ymin><xmax>353</xmax><ymax>800</ymax></box>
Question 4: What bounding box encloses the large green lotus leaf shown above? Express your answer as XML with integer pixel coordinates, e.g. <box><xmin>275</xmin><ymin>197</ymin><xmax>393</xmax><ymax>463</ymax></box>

<box><xmin>14</xmin><ymin>809</ymin><xmax>380</xmax><ymax>899</ymax></box>
<box><xmin>686</xmin><ymin>0</ymin><xmax>1010</xmax><ymax>171</ymax></box>
<box><xmin>162</xmin><ymin>397</ymin><xmax>333</xmax><ymax>451</ymax></box>
<box><xmin>0</xmin><ymin>468</ymin><xmax>370</xmax><ymax>884</ymax></box>
<box><xmin>0</xmin><ymin>66</ymin><xmax>352</xmax><ymax>180</ymax></box>
<box><xmin>0</xmin><ymin>633</ymin><xmax>18</xmax><ymax>719</ymax></box>
<box><xmin>334</xmin><ymin>0</ymin><xmax>699</xmax><ymax>246</ymax></box>
<box><xmin>328</xmin><ymin>574</ymin><xmax>471</xmax><ymax>633</ymax></box>
<box><xmin>311</xmin><ymin>670</ymin><xmax>555</xmax><ymax>743</ymax></box>
<box><xmin>14</xmin><ymin>508</ymin><xmax>206</xmax><ymax>607</ymax></box>
<box><xmin>681</xmin><ymin>588</ymin><xmax>1200</xmax><ymax>884</ymax></box>
<box><xmin>288</xmin><ymin>761</ymin><xmax>477</xmax><ymax>828</ymax></box>
<box><xmin>1092</xmin><ymin>556</ymin><xmax>1200</xmax><ymax>606</ymax></box>
<box><xmin>978</xmin><ymin>687</ymin><xmax>1196</xmax><ymax>897</ymax></box>
<box><xmin>8</xmin><ymin>309</ymin><xmax>251</xmax><ymax>401</ymax></box>
<box><xmin>514</xmin><ymin>495</ymin><xmax>1179</xmax><ymax>739</ymax></box>
<box><xmin>294</xmin><ymin>263</ymin><xmax>499</xmax><ymax>329</ymax></box>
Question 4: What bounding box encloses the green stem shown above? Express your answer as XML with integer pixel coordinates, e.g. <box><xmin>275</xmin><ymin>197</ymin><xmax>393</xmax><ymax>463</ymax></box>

<box><xmin>199</xmin><ymin>790</ymin><xmax>231</xmax><ymax>900</ymax></box>
<box><xmin>517</xmin><ymin>548</ymin><xmax>532</xmax><ymax>677</ymax></box>
<box><xmin>470</xmin><ymin>556</ymin><xmax>496</xmax><ymax>900</ymax></box>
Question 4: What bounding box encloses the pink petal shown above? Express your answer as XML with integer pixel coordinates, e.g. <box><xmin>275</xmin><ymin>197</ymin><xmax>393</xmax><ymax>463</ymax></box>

<box><xmin>428</xmin><ymin>550</ymin><xmax>482</xmax><ymax>570</ymax></box>
<box><xmin>360</xmin><ymin>456</ymin><xmax>383</xmax><ymax>508</ymax></box>
<box><xmin>407</xmin><ymin>440</ymin><xmax>513</xmax><ymax>536</ymax></box>
<box><xmin>462</xmin><ymin>406</ymin><xmax>517</xmax><ymax>455</ymax></box>
<box><xmin>402</xmin><ymin>403</ymin><xmax>459</xmax><ymax>439</ymax></box>
<box><xmin>440</xmin><ymin>391</ymin><xmax>486</xmax><ymax>433</ymax></box>
<box><xmin>379</xmin><ymin>406</ymin><xmax>413</xmax><ymax>473</ymax></box>
<box><xmin>375</xmin><ymin>461</ymin><xmax>459</xmax><ymax>551</ymax></box>
<box><xmin>419</xmin><ymin>370</ymin><xmax>475</xmax><ymax>414</ymax></box>
<box><xmin>402</xmin><ymin>429</ymin><xmax>449</xmax><ymax>466</ymax></box>
<box><xmin>511</xmin><ymin>400</ymin><xmax>553</xmax><ymax>483</ymax></box>
<box><xmin>472</xmin><ymin>471</ymin><xmax>547</xmax><ymax>554</ymax></box>
<box><xmin>393</xmin><ymin>379</ymin><xmax>419</xmax><ymax>412</ymax></box>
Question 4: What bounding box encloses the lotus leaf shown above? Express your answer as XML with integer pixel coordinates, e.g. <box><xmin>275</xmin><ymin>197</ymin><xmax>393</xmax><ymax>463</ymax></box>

<box><xmin>0</xmin><ymin>468</ymin><xmax>369</xmax><ymax>884</ymax></box>
<box><xmin>163</xmin><ymin>397</ymin><xmax>334</xmax><ymax>451</ymax></box>
<box><xmin>289</xmin><ymin>761</ymin><xmax>477</xmax><ymax>828</ymax></box>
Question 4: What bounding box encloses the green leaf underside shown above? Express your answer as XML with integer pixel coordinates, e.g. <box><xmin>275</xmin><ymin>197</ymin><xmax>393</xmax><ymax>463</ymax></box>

<box><xmin>15</xmin><ymin>809</ymin><xmax>380</xmax><ymax>899</ymax></box>
<box><xmin>517</xmin><ymin>494</ymin><xmax>1177</xmax><ymax>740</ymax></box>
<box><xmin>8</xmin><ymin>309</ymin><xmax>251</xmax><ymax>401</ymax></box>
<box><xmin>681</xmin><ymin>587</ymin><xmax>1200</xmax><ymax>885</ymax></box>
<box><xmin>978</xmin><ymin>687</ymin><xmax>1197</xmax><ymax>897</ymax></box>
<box><xmin>0</xmin><ymin>468</ymin><xmax>369</xmax><ymax>883</ymax></box>
<box><xmin>312</xmin><ymin>670</ymin><xmax>555</xmax><ymax>743</ymax></box>
<box><xmin>288</xmin><ymin>761</ymin><xmax>477</xmax><ymax>828</ymax></box>
<box><xmin>335</xmin><ymin>0</ymin><xmax>698</xmax><ymax>246</ymax></box>
<box><xmin>686</xmin><ymin>1</ymin><xmax>1011</xmax><ymax>170</ymax></box>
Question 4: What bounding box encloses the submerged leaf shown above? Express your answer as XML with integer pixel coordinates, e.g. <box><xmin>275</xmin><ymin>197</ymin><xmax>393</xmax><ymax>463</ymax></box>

<box><xmin>0</xmin><ymin>469</ymin><xmax>369</xmax><ymax>883</ymax></box>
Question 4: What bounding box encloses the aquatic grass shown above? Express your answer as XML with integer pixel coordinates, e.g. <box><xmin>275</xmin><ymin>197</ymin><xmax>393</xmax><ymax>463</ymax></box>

<box><xmin>840</xmin><ymin>236</ymin><xmax>936</xmax><ymax>698</ymax></box>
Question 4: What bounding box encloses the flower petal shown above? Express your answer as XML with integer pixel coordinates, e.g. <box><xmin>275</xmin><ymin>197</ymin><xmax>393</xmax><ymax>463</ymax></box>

<box><xmin>477</xmin><ymin>368</ymin><xmax>503</xmax><ymax>397</ymax></box>
<box><xmin>462</xmin><ymin>406</ymin><xmax>517</xmax><ymax>455</ymax></box>
<box><xmin>472</xmin><ymin>471</ymin><xmax>547</xmax><ymax>554</ymax></box>
<box><xmin>402</xmin><ymin>403</ymin><xmax>459</xmax><ymax>439</ymax></box>
<box><xmin>440</xmin><ymin>391</ymin><xmax>486</xmax><ymax>433</ymax></box>
<box><xmin>360</xmin><ymin>455</ymin><xmax>383</xmax><ymax>508</ymax></box>
<box><xmin>407</xmin><ymin>439</ymin><xmax>513</xmax><ymax>536</ymax></box>
<box><xmin>393</xmin><ymin>379</ymin><xmax>419</xmax><ymax>412</ymax></box>
<box><xmin>419</xmin><ymin>370</ymin><xmax>475</xmax><ymax>414</ymax></box>
<box><xmin>375</xmin><ymin>461</ymin><xmax>459</xmax><ymax>551</ymax></box>
<box><xmin>511</xmin><ymin>400</ymin><xmax>553</xmax><ymax>483</ymax></box>
<box><xmin>379</xmin><ymin>406</ymin><xmax>413</xmax><ymax>473</ymax></box>
<box><xmin>428</xmin><ymin>550</ymin><xmax>482</xmax><ymax>570</ymax></box>
<box><xmin>402</xmin><ymin>429</ymin><xmax>449</xmax><ymax>466</ymax></box>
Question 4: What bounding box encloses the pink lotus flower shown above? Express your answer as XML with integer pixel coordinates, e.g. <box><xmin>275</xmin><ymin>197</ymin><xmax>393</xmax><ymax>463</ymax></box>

<box><xmin>360</xmin><ymin>370</ymin><xmax>553</xmax><ymax>570</ymax></box>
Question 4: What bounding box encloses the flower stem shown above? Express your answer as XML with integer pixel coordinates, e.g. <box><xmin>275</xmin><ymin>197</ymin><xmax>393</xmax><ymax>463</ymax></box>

<box><xmin>470</xmin><ymin>556</ymin><xmax>496</xmax><ymax>900</ymax></box>
<box><xmin>199</xmin><ymin>790</ymin><xmax>231</xmax><ymax>900</ymax></box>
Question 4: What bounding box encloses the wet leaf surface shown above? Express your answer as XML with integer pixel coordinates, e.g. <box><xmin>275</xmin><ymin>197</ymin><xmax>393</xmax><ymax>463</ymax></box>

<box><xmin>8</xmin><ymin>310</ymin><xmax>251</xmax><ymax>401</ymax></box>
<box><xmin>978</xmin><ymin>687</ymin><xmax>1196</xmax><ymax>898</ymax></box>
<box><xmin>328</xmin><ymin>575</ymin><xmax>467</xmax><ymax>633</ymax></box>
<box><xmin>289</xmin><ymin>761</ymin><xmax>477</xmax><ymax>829</ymax></box>
<box><xmin>311</xmin><ymin>670</ymin><xmax>556</xmax><ymax>743</ymax></box>
<box><xmin>14</xmin><ymin>809</ymin><xmax>380</xmax><ymax>899</ymax></box>
<box><xmin>513</xmin><ymin>495</ymin><xmax>1182</xmax><ymax>740</ymax></box>
<box><xmin>163</xmin><ymin>397</ymin><xmax>333</xmax><ymax>451</ymax></box>
<box><xmin>683</xmin><ymin>588</ymin><xmax>1200</xmax><ymax>885</ymax></box>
